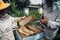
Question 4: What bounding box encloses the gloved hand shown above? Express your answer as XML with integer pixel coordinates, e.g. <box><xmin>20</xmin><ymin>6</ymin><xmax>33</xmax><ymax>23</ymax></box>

<box><xmin>40</xmin><ymin>16</ymin><xmax>48</xmax><ymax>24</ymax></box>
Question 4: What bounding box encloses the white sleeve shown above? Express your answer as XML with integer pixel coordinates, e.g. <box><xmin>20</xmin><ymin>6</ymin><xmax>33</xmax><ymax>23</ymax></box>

<box><xmin>10</xmin><ymin>17</ymin><xmax>18</xmax><ymax>29</ymax></box>
<box><xmin>0</xmin><ymin>28</ymin><xmax>3</xmax><ymax>38</ymax></box>
<box><xmin>48</xmin><ymin>20</ymin><xmax>60</xmax><ymax>28</ymax></box>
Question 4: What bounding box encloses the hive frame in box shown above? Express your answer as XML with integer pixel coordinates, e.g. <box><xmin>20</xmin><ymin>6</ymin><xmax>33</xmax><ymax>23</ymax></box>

<box><xmin>14</xmin><ymin>29</ymin><xmax>44</xmax><ymax>40</ymax></box>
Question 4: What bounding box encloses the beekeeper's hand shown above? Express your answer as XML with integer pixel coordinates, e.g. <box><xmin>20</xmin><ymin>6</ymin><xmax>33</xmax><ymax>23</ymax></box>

<box><xmin>40</xmin><ymin>17</ymin><xmax>48</xmax><ymax>24</ymax></box>
<box><xmin>14</xmin><ymin>16</ymin><xmax>27</xmax><ymax>22</ymax></box>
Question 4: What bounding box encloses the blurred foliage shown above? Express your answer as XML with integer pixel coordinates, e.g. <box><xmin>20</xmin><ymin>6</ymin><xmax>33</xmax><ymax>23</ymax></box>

<box><xmin>29</xmin><ymin>8</ymin><xmax>41</xmax><ymax>20</ymax></box>
<box><xmin>3</xmin><ymin>0</ymin><xmax>41</xmax><ymax>20</ymax></box>
<box><xmin>15</xmin><ymin>0</ymin><xmax>30</xmax><ymax>10</ymax></box>
<box><xmin>3</xmin><ymin>0</ymin><xmax>30</xmax><ymax>17</ymax></box>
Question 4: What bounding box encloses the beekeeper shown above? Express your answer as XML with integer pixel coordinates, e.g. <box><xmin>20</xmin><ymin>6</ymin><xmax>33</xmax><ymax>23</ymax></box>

<box><xmin>0</xmin><ymin>0</ymin><xmax>26</xmax><ymax>40</ymax></box>
<box><xmin>40</xmin><ymin>0</ymin><xmax>60</xmax><ymax>40</ymax></box>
